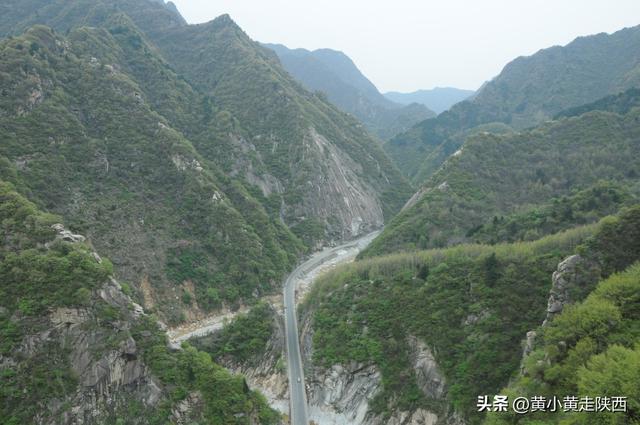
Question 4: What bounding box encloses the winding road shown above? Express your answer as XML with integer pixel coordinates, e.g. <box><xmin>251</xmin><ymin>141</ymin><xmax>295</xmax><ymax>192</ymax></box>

<box><xmin>284</xmin><ymin>231</ymin><xmax>381</xmax><ymax>425</ymax></box>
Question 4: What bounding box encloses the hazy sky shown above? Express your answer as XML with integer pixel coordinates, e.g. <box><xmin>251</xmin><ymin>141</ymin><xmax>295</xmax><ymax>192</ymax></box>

<box><xmin>170</xmin><ymin>0</ymin><xmax>640</xmax><ymax>93</ymax></box>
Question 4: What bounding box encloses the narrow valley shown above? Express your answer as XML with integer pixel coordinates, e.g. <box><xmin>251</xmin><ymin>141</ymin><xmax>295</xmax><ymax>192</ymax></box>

<box><xmin>1</xmin><ymin>1</ymin><xmax>639</xmax><ymax>425</ymax></box>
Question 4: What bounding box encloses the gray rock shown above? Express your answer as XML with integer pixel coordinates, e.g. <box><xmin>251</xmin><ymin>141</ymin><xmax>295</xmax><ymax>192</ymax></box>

<box><xmin>367</xmin><ymin>408</ymin><xmax>439</xmax><ymax>425</ymax></box>
<box><xmin>520</xmin><ymin>254</ymin><xmax>600</xmax><ymax>372</ymax></box>
<box><xmin>171</xmin><ymin>392</ymin><xmax>203</xmax><ymax>424</ymax></box>
<box><xmin>543</xmin><ymin>254</ymin><xmax>599</xmax><ymax>326</ymax></box>
<box><xmin>407</xmin><ymin>335</ymin><xmax>447</xmax><ymax>399</ymax></box>
<box><xmin>49</xmin><ymin>223</ymin><xmax>86</xmax><ymax>244</ymax></box>
<box><xmin>307</xmin><ymin>362</ymin><xmax>382</xmax><ymax>425</ymax></box>
<box><xmin>8</xmin><ymin>276</ymin><xmax>166</xmax><ymax>425</ymax></box>
<box><xmin>216</xmin><ymin>305</ymin><xmax>290</xmax><ymax>414</ymax></box>
<box><xmin>50</xmin><ymin>308</ymin><xmax>89</xmax><ymax>327</ymax></box>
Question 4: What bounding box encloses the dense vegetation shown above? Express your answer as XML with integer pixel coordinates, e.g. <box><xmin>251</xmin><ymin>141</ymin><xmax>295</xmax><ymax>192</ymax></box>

<box><xmin>2</xmin><ymin>2</ymin><xmax>639</xmax><ymax>425</ymax></box>
<box><xmin>0</xmin><ymin>181</ymin><xmax>280</xmax><ymax>424</ymax></box>
<box><xmin>485</xmin><ymin>234</ymin><xmax>640</xmax><ymax>425</ymax></box>
<box><xmin>192</xmin><ymin>302</ymin><xmax>277</xmax><ymax>367</ymax></box>
<box><xmin>147</xmin><ymin>14</ymin><xmax>413</xmax><ymax>223</ymax></box>
<box><xmin>133</xmin><ymin>317</ymin><xmax>281</xmax><ymax>425</ymax></box>
<box><xmin>384</xmin><ymin>25</ymin><xmax>640</xmax><ymax>183</ymax></box>
<box><xmin>469</xmin><ymin>182</ymin><xmax>634</xmax><ymax>244</ymax></box>
<box><xmin>265</xmin><ymin>43</ymin><xmax>435</xmax><ymax>140</ymax></box>
<box><xmin>0</xmin><ymin>0</ymin><xmax>413</xmax><ymax>323</ymax></box>
<box><xmin>365</xmin><ymin>106</ymin><xmax>640</xmax><ymax>258</ymax></box>
<box><xmin>303</xmin><ymin>207</ymin><xmax>640</xmax><ymax>423</ymax></box>
<box><xmin>0</xmin><ymin>24</ymin><xmax>305</xmax><ymax>323</ymax></box>
<box><xmin>555</xmin><ymin>87</ymin><xmax>640</xmax><ymax>120</ymax></box>
<box><xmin>0</xmin><ymin>181</ymin><xmax>112</xmax><ymax>355</ymax></box>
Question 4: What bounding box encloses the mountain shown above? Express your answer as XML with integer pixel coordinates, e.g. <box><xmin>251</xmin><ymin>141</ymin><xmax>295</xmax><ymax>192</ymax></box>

<box><xmin>264</xmin><ymin>43</ymin><xmax>436</xmax><ymax>140</ymax></box>
<box><xmin>365</xmin><ymin>99</ymin><xmax>640</xmax><ymax>257</ymax></box>
<box><xmin>286</xmin><ymin>86</ymin><xmax>640</xmax><ymax>423</ymax></box>
<box><xmin>385</xmin><ymin>24</ymin><xmax>640</xmax><ymax>183</ymax></box>
<box><xmin>0</xmin><ymin>0</ymin><xmax>413</xmax><ymax>325</ymax></box>
<box><xmin>0</xmin><ymin>181</ymin><xmax>280</xmax><ymax>424</ymax></box>
<box><xmin>289</xmin><ymin>43</ymin><xmax>640</xmax><ymax>424</ymax></box>
<box><xmin>301</xmin><ymin>206</ymin><xmax>640</xmax><ymax>424</ymax></box>
<box><xmin>486</xmin><ymin>239</ymin><xmax>640</xmax><ymax>425</ymax></box>
<box><xmin>384</xmin><ymin>87</ymin><xmax>475</xmax><ymax>114</ymax></box>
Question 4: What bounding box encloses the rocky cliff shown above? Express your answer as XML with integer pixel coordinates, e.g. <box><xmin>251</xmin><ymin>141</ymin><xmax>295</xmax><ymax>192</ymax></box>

<box><xmin>0</xmin><ymin>182</ymin><xmax>280</xmax><ymax>424</ymax></box>
<box><xmin>299</xmin><ymin>311</ymin><xmax>461</xmax><ymax>425</ymax></box>
<box><xmin>2</xmin><ymin>222</ymin><xmax>158</xmax><ymax>423</ymax></box>
<box><xmin>221</xmin><ymin>307</ymin><xmax>291</xmax><ymax>415</ymax></box>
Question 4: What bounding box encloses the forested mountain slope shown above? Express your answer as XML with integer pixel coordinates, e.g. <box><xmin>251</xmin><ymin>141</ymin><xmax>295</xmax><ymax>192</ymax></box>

<box><xmin>302</xmin><ymin>206</ymin><xmax>640</xmax><ymax>425</ymax></box>
<box><xmin>0</xmin><ymin>24</ymin><xmax>304</xmax><ymax>323</ymax></box>
<box><xmin>365</xmin><ymin>104</ymin><xmax>640</xmax><ymax>258</ymax></box>
<box><xmin>0</xmin><ymin>0</ymin><xmax>412</xmax><ymax>323</ymax></box>
<box><xmin>264</xmin><ymin>43</ymin><xmax>435</xmax><ymax>140</ymax></box>
<box><xmin>385</xmin><ymin>25</ymin><xmax>640</xmax><ymax>183</ymax></box>
<box><xmin>0</xmin><ymin>181</ymin><xmax>280</xmax><ymax>424</ymax></box>
<box><xmin>485</xmin><ymin>266</ymin><xmax>640</xmax><ymax>425</ymax></box>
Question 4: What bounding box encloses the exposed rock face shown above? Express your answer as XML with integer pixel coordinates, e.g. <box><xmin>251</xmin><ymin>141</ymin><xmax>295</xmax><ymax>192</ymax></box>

<box><xmin>307</xmin><ymin>362</ymin><xmax>382</xmax><ymax>425</ymax></box>
<box><xmin>232</xmin><ymin>127</ymin><xmax>388</xmax><ymax>241</ymax></box>
<box><xmin>521</xmin><ymin>253</ymin><xmax>601</xmax><ymax>370</ymax></box>
<box><xmin>543</xmin><ymin>254</ymin><xmax>600</xmax><ymax>326</ymax></box>
<box><xmin>171</xmin><ymin>154</ymin><xmax>203</xmax><ymax>172</ymax></box>
<box><xmin>2</xmin><ymin>227</ymin><xmax>163</xmax><ymax>424</ymax></box>
<box><xmin>221</xmin><ymin>310</ymin><xmax>290</xmax><ymax>415</ymax></box>
<box><xmin>297</xmin><ymin>311</ymin><xmax>380</xmax><ymax>424</ymax></box>
<box><xmin>49</xmin><ymin>223</ymin><xmax>86</xmax><ymax>244</ymax></box>
<box><xmin>368</xmin><ymin>409</ymin><xmax>439</xmax><ymax>425</ymax></box>
<box><xmin>297</xmin><ymin>128</ymin><xmax>385</xmax><ymax>239</ymax></box>
<box><xmin>170</xmin><ymin>392</ymin><xmax>203</xmax><ymax>425</ymax></box>
<box><xmin>25</xmin><ymin>279</ymin><xmax>163</xmax><ymax>425</ymax></box>
<box><xmin>407</xmin><ymin>336</ymin><xmax>446</xmax><ymax>400</ymax></box>
<box><xmin>300</xmin><ymin>306</ymin><xmax>462</xmax><ymax>425</ymax></box>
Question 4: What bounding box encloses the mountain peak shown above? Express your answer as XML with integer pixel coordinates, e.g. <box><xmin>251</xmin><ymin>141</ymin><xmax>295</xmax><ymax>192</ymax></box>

<box><xmin>213</xmin><ymin>13</ymin><xmax>236</xmax><ymax>26</ymax></box>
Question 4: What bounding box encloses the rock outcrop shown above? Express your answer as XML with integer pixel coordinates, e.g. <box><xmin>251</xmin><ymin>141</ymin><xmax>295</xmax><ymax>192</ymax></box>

<box><xmin>298</xmin><ymin>128</ymin><xmax>385</xmax><ymax>239</ymax></box>
<box><xmin>543</xmin><ymin>254</ymin><xmax>600</xmax><ymax>326</ymax></box>
<box><xmin>407</xmin><ymin>336</ymin><xmax>446</xmax><ymax>400</ymax></box>
<box><xmin>520</xmin><ymin>253</ymin><xmax>601</xmax><ymax>370</ymax></box>
<box><xmin>368</xmin><ymin>409</ymin><xmax>439</xmax><ymax>425</ymax></box>
<box><xmin>221</xmin><ymin>309</ymin><xmax>290</xmax><ymax>415</ymax></box>
<box><xmin>3</xmin><ymin>227</ymin><xmax>164</xmax><ymax>424</ymax></box>
<box><xmin>170</xmin><ymin>392</ymin><xmax>203</xmax><ymax>425</ymax></box>
<box><xmin>300</xmin><ymin>311</ymin><xmax>458</xmax><ymax>425</ymax></box>
<box><xmin>307</xmin><ymin>362</ymin><xmax>382</xmax><ymax>425</ymax></box>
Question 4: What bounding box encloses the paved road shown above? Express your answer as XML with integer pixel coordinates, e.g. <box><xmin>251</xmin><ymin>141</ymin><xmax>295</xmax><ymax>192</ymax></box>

<box><xmin>283</xmin><ymin>231</ymin><xmax>381</xmax><ymax>425</ymax></box>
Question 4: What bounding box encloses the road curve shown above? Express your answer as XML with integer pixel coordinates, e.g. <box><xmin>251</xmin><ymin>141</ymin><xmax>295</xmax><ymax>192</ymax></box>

<box><xmin>284</xmin><ymin>231</ymin><xmax>381</xmax><ymax>425</ymax></box>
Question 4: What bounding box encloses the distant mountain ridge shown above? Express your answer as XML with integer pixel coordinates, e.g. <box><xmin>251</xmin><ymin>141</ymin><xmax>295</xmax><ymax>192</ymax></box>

<box><xmin>384</xmin><ymin>87</ymin><xmax>475</xmax><ymax>114</ymax></box>
<box><xmin>385</xmin><ymin>24</ymin><xmax>640</xmax><ymax>183</ymax></box>
<box><xmin>264</xmin><ymin>43</ymin><xmax>435</xmax><ymax>140</ymax></box>
<box><xmin>266</xmin><ymin>44</ymin><xmax>394</xmax><ymax>108</ymax></box>
<box><xmin>366</xmin><ymin>88</ymin><xmax>640</xmax><ymax>257</ymax></box>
